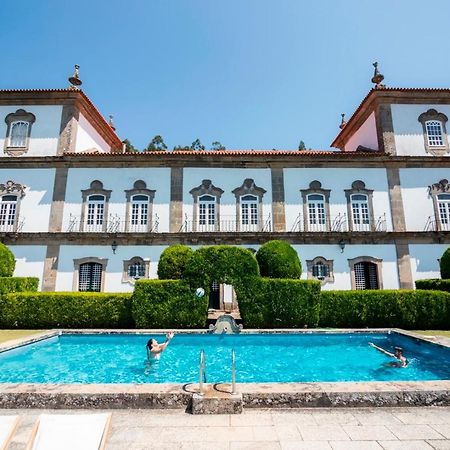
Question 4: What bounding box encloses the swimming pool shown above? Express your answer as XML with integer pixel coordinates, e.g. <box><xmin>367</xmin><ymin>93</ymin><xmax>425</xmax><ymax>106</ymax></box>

<box><xmin>0</xmin><ymin>332</ymin><xmax>449</xmax><ymax>384</ymax></box>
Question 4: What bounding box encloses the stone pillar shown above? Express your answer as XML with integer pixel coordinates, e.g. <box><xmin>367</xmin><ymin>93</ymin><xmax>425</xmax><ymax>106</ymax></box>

<box><xmin>170</xmin><ymin>167</ymin><xmax>183</xmax><ymax>233</ymax></box>
<box><xmin>375</xmin><ymin>104</ymin><xmax>396</xmax><ymax>155</ymax></box>
<box><xmin>271</xmin><ymin>168</ymin><xmax>286</xmax><ymax>232</ymax></box>
<box><xmin>48</xmin><ymin>167</ymin><xmax>69</xmax><ymax>232</ymax></box>
<box><xmin>42</xmin><ymin>244</ymin><xmax>60</xmax><ymax>291</ymax></box>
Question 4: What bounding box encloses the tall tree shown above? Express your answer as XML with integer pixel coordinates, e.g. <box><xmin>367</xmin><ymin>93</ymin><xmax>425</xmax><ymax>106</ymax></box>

<box><xmin>211</xmin><ymin>141</ymin><xmax>226</xmax><ymax>151</ymax></box>
<box><xmin>123</xmin><ymin>138</ymin><xmax>137</xmax><ymax>153</ymax></box>
<box><xmin>146</xmin><ymin>135</ymin><xmax>167</xmax><ymax>152</ymax></box>
<box><xmin>190</xmin><ymin>139</ymin><xmax>205</xmax><ymax>151</ymax></box>
<box><xmin>298</xmin><ymin>140</ymin><xmax>306</xmax><ymax>151</ymax></box>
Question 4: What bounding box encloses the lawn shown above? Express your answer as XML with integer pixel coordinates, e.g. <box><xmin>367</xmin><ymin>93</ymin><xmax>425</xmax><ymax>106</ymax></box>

<box><xmin>0</xmin><ymin>330</ymin><xmax>48</xmax><ymax>344</ymax></box>
<box><xmin>413</xmin><ymin>330</ymin><xmax>450</xmax><ymax>338</ymax></box>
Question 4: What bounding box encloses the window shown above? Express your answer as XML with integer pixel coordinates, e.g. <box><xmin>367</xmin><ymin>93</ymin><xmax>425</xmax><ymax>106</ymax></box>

<box><xmin>4</xmin><ymin>109</ymin><xmax>36</xmax><ymax>156</ymax></box>
<box><xmin>418</xmin><ymin>109</ymin><xmax>449</xmax><ymax>155</ymax></box>
<box><xmin>306</xmin><ymin>257</ymin><xmax>334</xmax><ymax>284</ymax></box>
<box><xmin>122</xmin><ymin>257</ymin><xmax>150</xmax><ymax>284</ymax></box>
<box><xmin>0</xmin><ymin>180</ymin><xmax>26</xmax><ymax>232</ymax></box>
<box><xmin>79</xmin><ymin>262</ymin><xmax>103</xmax><ymax>292</ymax></box>
<box><xmin>348</xmin><ymin>257</ymin><xmax>382</xmax><ymax>290</ymax></box>
<box><xmin>130</xmin><ymin>194</ymin><xmax>149</xmax><ymax>232</ymax></box>
<box><xmin>241</xmin><ymin>194</ymin><xmax>258</xmax><ymax>229</ymax></box>
<box><xmin>437</xmin><ymin>193</ymin><xmax>450</xmax><ymax>231</ymax></box>
<box><xmin>125</xmin><ymin>180</ymin><xmax>156</xmax><ymax>233</ymax></box>
<box><xmin>307</xmin><ymin>194</ymin><xmax>326</xmax><ymax>231</ymax></box>
<box><xmin>86</xmin><ymin>194</ymin><xmax>105</xmax><ymax>232</ymax></box>
<box><xmin>189</xmin><ymin>179</ymin><xmax>223</xmax><ymax>232</ymax></box>
<box><xmin>198</xmin><ymin>194</ymin><xmax>216</xmax><ymax>231</ymax></box>
<box><xmin>350</xmin><ymin>194</ymin><xmax>370</xmax><ymax>231</ymax></box>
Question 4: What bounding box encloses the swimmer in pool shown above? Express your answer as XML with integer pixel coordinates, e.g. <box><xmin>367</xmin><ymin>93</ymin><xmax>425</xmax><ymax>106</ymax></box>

<box><xmin>369</xmin><ymin>342</ymin><xmax>409</xmax><ymax>367</ymax></box>
<box><xmin>146</xmin><ymin>332</ymin><xmax>175</xmax><ymax>361</ymax></box>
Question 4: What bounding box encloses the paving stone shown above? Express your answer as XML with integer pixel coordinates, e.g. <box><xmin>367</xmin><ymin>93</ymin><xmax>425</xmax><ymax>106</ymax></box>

<box><xmin>330</xmin><ymin>441</ymin><xmax>383</xmax><ymax>449</ymax></box>
<box><xmin>379</xmin><ymin>441</ymin><xmax>434</xmax><ymax>449</ymax></box>
<box><xmin>388</xmin><ymin>424</ymin><xmax>445</xmax><ymax>440</ymax></box>
<box><xmin>298</xmin><ymin>425</ymin><xmax>350</xmax><ymax>441</ymax></box>
<box><xmin>343</xmin><ymin>425</ymin><xmax>397</xmax><ymax>441</ymax></box>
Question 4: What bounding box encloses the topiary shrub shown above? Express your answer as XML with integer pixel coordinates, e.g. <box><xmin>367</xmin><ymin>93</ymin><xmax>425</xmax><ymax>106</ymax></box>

<box><xmin>440</xmin><ymin>247</ymin><xmax>450</xmax><ymax>279</ymax></box>
<box><xmin>0</xmin><ymin>292</ymin><xmax>133</xmax><ymax>328</ymax></box>
<box><xmin>0</xmin><ymin>243</ymin><xmax>15</xmax><ymax>277</ymax></box>
<box><xmin>0</xmin><ymin>277</ymin><xmax>39</xmax><ymax>296</ymax></box>
<box><xmin>256</xmin><ymin>240</ymin><xmax>301</xmax><ymax>279</ymax></box>
<box><xmin>132</xmin><ymin>280</ymin><xmax>208</xmax><ymax>328</ymax></box>
<box><xmin>157</xmin><ymin>245</ymin><xmax>194</xmax><ymax>279</ymax></box>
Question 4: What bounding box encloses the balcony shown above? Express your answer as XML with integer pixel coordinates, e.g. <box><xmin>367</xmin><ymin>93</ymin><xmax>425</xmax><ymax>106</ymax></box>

<box><xmin>66</xmin><ymin>214</ymin><xmax>160</xmax><ymax>233</ymax></box>
<box><xmin>0</xmin><ymin>217</ymin><xmax>24</xmax><ymax>233</ymax></box>
<box><xmin>290</xmin><ymin>213</ymin><xmax>387</xmax><ymax>232</ymax></box>
<box><xmin>180</xmin><ymin>214</ymin><xmax>272</xmax><ymax>232</ymax></box>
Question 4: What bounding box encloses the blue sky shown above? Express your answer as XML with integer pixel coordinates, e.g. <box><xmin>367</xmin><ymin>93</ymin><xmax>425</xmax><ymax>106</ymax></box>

<box><xmin>1</xmin><ymin>0</ymin><xmax>450</xmax><ymax>150</ymax></box>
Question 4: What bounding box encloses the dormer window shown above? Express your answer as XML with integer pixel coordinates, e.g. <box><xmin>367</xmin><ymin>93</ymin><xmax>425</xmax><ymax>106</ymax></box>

<box><xmin>4</xmin><ymin>109</ymin><xmax>36</xmax><ymax>156</ymax></box>
<box><xmin>418</xmin><ymin>109</ymin><xmax>449</xmax><ymax>155</ymax></box>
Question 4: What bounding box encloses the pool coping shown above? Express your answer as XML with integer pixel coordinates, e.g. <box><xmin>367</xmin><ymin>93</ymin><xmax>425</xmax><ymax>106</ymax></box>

<box><xmin>0</xmin><ymin>328</ymin><xmax>449</xmax><ymax>409</ymax></box>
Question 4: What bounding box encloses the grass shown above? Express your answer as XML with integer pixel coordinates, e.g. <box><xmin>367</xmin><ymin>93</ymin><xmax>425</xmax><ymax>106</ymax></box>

<box><xmin>413</xmin><ymin>330</ymin><xmax>450</xmax><ymax>338</ymax></box>
<box><xmin>0</xmin><ymin>330</ymin><xmax>48</xmax><ymax>344</ymax></box>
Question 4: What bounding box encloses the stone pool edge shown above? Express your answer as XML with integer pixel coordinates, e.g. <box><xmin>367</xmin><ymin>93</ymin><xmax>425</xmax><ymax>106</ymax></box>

<box><xmin>0</xmin><ymin>328</ymin><xmax>449</xmax><ymax>409</ymax></box>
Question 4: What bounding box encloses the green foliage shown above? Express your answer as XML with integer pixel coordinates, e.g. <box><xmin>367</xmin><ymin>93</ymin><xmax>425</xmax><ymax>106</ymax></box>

<box><xmin>183</xmin><ymin>246</ymin><xmax>259</xmax><ymax>291</ymax></box>
<box><xmin>415</xmin><ymin>279</ymin><xmax>450</xmax><ymax>292</ymax></box>
<box><xmin>0</xmin><ymin>243</ymin><xmax>15</xmax><ymax>277</ymax></box>
<box><xmin>157</xmin><ymin>245</ymin><xmax>194</xmax><ymax>280</ymax></box>
<box><xmin>146</xmin><ymin>135</ymin><xmax>167</xmax><ymax>152</ymax></box>
<box><xmin>132</xmin><ymin>280</ymin><xmax>207</xmax><ymax>328</ymax></box>
<box><xmin>237</xmin><ymin>278</ymin><xmax>320</xmax><ymax>328</ymax></box>
<box><xmin>298</xmin><ymin>140</ymin><xmax>306</xmax><ymax>151</ymax></box>
<box><xmin>211</xmin><ymin>141</ymin><xmax>226</xmax><ymax>151</ymax></box>
<box><xmin>0</xmin><ymin>292</ymin><xmax>133</xmax><ymax>328</ymax></box>
<box><xmin>0</xmin><ymin>277</ymin><xmax>38</xmax><ymax>296</ymax></box>
<box><xmin>123</xmin><ymin>138</ymin><xmax>137</xmax><ymax>153</ymax></box>
<box><xmin>256</xmin><ymin>240</ymin><xmax>302</xmax><ymax>279</ymax></box>
<box><xmin>191</xmin><ymin>138</ymin><xmax>205</xmax><ymax>151</ymax></box>
<box><xmin>440</xmin><ymin>248</ymin><xmax>450</xmax><ymax>279</ymax></box>
<box><xmin>319</xmin><ymin>290</ymin><xmax>450</xmax><ymax>329</ymax></box>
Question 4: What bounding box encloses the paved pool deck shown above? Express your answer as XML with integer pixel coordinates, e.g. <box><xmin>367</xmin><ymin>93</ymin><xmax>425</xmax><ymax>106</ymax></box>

<box><xmin>4</xmin><ymin>407</ymin><xmax>450</xmax><ymax>449</ymax></box>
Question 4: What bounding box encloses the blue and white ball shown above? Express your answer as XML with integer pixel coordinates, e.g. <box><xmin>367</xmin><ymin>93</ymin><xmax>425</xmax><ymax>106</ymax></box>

<box><xmin>195</xmin><ymin>287</ymin><xmax>205</xmax><ymax>298</ymax></box>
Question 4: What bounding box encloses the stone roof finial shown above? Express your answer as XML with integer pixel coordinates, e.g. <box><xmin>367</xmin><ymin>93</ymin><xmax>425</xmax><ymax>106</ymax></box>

<box><xmin>108</xmin><ymin>114</ymin><xmax>116</xmax><ymax>131</ymax></box>
<box><xmin>68</xmin><ymin>64</ymin><xmax>82</xmax><ymax>90</ymax></box>
<box><xmin>371</xmin><ymin>62</ymin><xmax>385</xmax><ymax>89</ymax></box>
<box><xmin>339</xmin><ymin>113</ymin><xmax>347</xmax><ymax>129</ymax></box>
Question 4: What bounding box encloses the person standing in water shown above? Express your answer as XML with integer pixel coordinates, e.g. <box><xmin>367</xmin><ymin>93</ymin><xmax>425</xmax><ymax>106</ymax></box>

<box><xmin>369</xmin><ymin>342</ymin><xmax>408</xmax><ymax>367</ymax></box>
<box><xmin>146</xmin><ymin>332</ymin><xmax>175</xmax><ymax>361</ymax></box>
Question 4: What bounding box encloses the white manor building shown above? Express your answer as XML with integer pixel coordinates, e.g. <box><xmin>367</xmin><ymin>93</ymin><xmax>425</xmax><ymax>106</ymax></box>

<box><xmin>1</xmin><ymin>72</ymin><xmax>450</xmax><ymax>300</ymax></box>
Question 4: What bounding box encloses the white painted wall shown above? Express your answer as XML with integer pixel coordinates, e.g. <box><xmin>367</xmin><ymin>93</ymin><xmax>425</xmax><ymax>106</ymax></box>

<box><xmin>9</xmin><ymin>245</ymin><xmax>47</xmax><ymax>290</ymax></box>
<box><xmin>63</xmin><ymin>168</ymin><xmax>171</xmax><ymax>232</ymax></box>
<box><xmin>284</xmin><ymin>168</ymin><xmax>392</xmax><ymax>232</ymax></box>
<box><xmin>56</xmin><ymin>245</ymin><xmax>168</xmax><ymax>292</ymax></box>
<box><xmin>400</xmin><ymin>168</ymin><xmax>449</xmax><ymax>231</ymax></box>
<box><xmin>392</xmin><ymin>104</ymin><xmax>450</xmax><ymax>157</ymax></box>
<box><xmin>183</xmin><ymin>168</ymin><xmax>272</xmax><ymax>229</ymax></box>
<box><xmin>409</xmin><ymin>244</ymin><xmax>448</xmax><ymax>281</ymax></box>
<box><xmin>0</xmin><ymin>105</ymin><xmax>62</xmax><ymax>157</ymax></box>
<box><xmin>75</xmin><ymin>113</ymin><xmax>111</xmax><ymax>153</ymax></box>
<box><xmin>344</xmin><ymin>112</ymin><xmax>378</xmax><ymax>152</ymax></box>
<box><xmin>0</xmin><ymin>168</ymin><xmax>54</xmax><ymax>232</ymax></box>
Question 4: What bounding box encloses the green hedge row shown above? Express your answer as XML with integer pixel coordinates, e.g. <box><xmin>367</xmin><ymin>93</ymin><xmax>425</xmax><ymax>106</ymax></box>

<box><xmin>0</xmin><ymin>292</ymin><xmax>133</xmax><ymax>328</ymax></box>
<box><xmin>237</xmin><ymin>278</ymin><xmax>321</xmax><ymax>328</ymax></box>
<box><xmin>319</xmin><ymin>289</ymin><xmax>450</xmax><ymax>329</ymax></box>
<box><xmin>0</xmin><ymin>277</ymin><xmax>39</xmax><ymax>296</ymax></box>
<box><xmin>415</xmin><ymin>279</ymin><xmax>450</xmax><ymax>293</ymax></box>
<box><xmin>132</xmin><ymin>280</ymin><xmax>208</xmax><ymax>328</ymax></box>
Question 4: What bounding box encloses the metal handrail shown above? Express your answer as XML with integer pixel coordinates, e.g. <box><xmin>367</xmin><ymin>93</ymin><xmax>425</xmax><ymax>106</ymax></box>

<box><xmin>231</xmin><ymin>349</ymin><xmax>237</xmax><ymax>395</ymax></box>
<box><xmin>199</xmin><ymin>349</ymin><xmax>206</xmax><ymax>396</ymax></box>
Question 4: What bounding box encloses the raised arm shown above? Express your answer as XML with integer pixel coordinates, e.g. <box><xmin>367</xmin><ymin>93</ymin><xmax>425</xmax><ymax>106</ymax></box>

<box><xmin>369</xmin><ymin>342</ymin><xmax>395</xmax><ymax>358</ymax></box>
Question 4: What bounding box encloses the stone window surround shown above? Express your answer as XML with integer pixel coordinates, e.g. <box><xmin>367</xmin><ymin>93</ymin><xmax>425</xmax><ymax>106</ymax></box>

<box><xmin>189</xmin><ymin>179</ymin><xmax>224</xmax><ymax>232</ymax></box>
<box><xmin>344</xmin><ymin>180</ymin><xmax>375</xmax><ymax>231</ymax></box>
<box><xmin>300</xmin><ymin>180</ymin><xmax>331</xmax><ymax>231</ymax></box>
<box><xmin>124</xmin><ymin>180</ymin><xmax>156</xmax><ymax>232</ymax></box>
<box><xmin>4</xmin><ymin>109</ymin><xmax>36</xmax><ymax>156</ymax></box>
<box><xmin>122</xmin><ymin>256</ymin><xmax>150</xmax><ymax>284</ymax></box>
<box><xmin>73</xmin><ymin>257</ymin><xmax>108</xmax><ymax>292</ymax></box>
<box><xmin>232</xmin><ymin>178</ymin><xmax>267</xmax><ymax>231</ymax></box>
<box><xmin>80</xmin><ymin>180</ymin><xmax>112</xmax><ymax>232</ymax></box>
<box><xmin>306</xmin><ymin>256</ymin><xmax>334</xmax><ymax>285</ymax></box>
<box><xmin>428</xmin><ymin>178</ymin><xmax>450</xmax><ymax>231</ymax></box>
<box><xmin>348</xmin><ymin>256</ymin><xmax>383</xmax><ymax>290</ymax></box>
<box><xmin>418</xmin><ymin>109</ymin><xmax>449</xmax><ymax>156</ymax></box>
<box><xmin>0</xmin><ymin>180</ymin><xmax>26</xmax><ymax>232</ymax></box>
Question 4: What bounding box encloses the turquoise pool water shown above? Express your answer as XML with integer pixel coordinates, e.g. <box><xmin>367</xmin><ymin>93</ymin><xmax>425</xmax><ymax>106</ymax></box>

<box><xmin>0</xmin><ymin>332</ymin><xmax>449</xmax><ymax>384</ymax></box>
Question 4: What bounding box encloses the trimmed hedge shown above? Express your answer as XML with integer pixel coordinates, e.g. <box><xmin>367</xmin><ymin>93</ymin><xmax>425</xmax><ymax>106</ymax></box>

<box><xmin>132</xmin><ymin>280</ymin><xmax>208</xmax><ymax>328</ymax></box>
<box><xmin>237</xmin><ymin>278</ymin><xmax>320</xmax><ymax>328</ymax></box>
<box><xmin>415</xmin><ymin>279</ymin><xmax>450</xmax><ymax>293</ymax></box>
<box><xmin>319</xmin><ymin>289</ymin><xmax>450</xmax><ymax>329</ymax></box>
<box><xmin>0</xmin><ymin>292</ymin><xmax>133</xmax><ymax>328</ymax></box>
<box><xmin>256</xmin><ymin>240</ymin><xmax>302</xmax><ymax>279</ymax></box>
<box><xmin>440</xmin><ymin>248</ymin><xmax>450</xmax><ymax>279</ymax></box>
<box><xmin>157</xmin><ymin>245</ymin><xmax>194</xmax><ymax>280</ymax></box>
<box><xmin>0</xmin><ymin>277</ymin><xmax>39</xmax><ymax>295</ymax></box>
<box><xmin>0</xmin><ymin>243</ymin><xmax>15</xmax><ymax>277</ymax></box>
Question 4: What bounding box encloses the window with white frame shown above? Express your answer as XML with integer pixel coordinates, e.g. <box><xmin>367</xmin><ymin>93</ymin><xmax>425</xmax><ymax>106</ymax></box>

<box><xmin>307</xmin><ymin>194</ymin><xmax>326</xmax><ymax>231</ymax></box>
<box><xmin>426</xmin><ymin>120</ymin><xmax>445</xmax><ymax>147</ymax></box>
<box><xmin>198</xmin><ymin>194</ymin><xmax>216</xmax><ymax>230</ymax></box>
<box><xmin>437</xmin><ymin>193</ymin><xmax>450</xmax><ymax>231</ymax></box>
<box><xmin>78</xmin><ymin>262</ymin><xmax>103</xmax><ymax>292</ymax></box>
<box><xmin>354</xmin><ymin>261</ymin><xmax>379</xmax><ymax>290</ymax></box>
<box><xmin>130</xmin><ymin>194</ymin><xmax>149</xmax><ymax>232</ymax></box>
<box><xmin>86</xmin><ymin>194</ymin><xmax>105</xmax><ymax>231</ymax></box>
<box><xmin>241</xmin><ymin>194</ymin><xmax>258</xmax><ymax>229</ymax></box>
<box><xmin>350</xmin><ymin>194</ymin><xmax>370</xmax><ymax>231</ymax></box>
<box><xmin>0</xmin><ymin>195</ymin><xmax>18</xmax><ymax>231</ymax></box>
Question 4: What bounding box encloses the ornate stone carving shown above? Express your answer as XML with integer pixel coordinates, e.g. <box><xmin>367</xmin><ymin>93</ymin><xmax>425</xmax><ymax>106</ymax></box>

<box><xmin>0</xmin><ymin>180</ymin><xmax>26</xmax><ymax>197</ymax></box>
<box><xmin>428</xmin><ymin>179</ymin><xmax>450</xmax><ymax>195</ymax></box>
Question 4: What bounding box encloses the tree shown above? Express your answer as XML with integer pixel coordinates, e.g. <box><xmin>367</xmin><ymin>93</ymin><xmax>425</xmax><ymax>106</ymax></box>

<box><xmin>123</xmin><ymin>139</ymin><xmax>137</xmax><ymax>153</ymax></box>
<box><xmin>190</xmin><ymin>139</ymin><xmax>205</xmax><ymax>151</ymax></box>
<box><xmin>298</xmin><ymin>140</ymin><xmax>306</xmax><ymax>151</ymax></box>
<box><xmin>211</xmin><ymin>141</ymin><xmax>226</xmax><ymax>151</ymax></box>
<box><xmin>146</xmin><ymin>135</ymin><xmax>167</xmax><ymax>152</ymax></box>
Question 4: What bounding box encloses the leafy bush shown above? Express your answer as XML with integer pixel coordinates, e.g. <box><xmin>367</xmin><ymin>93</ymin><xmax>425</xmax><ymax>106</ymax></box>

<box><xmin>0</xmin><ymin>277</ymin><xmax>39</xmax><ymax>296</ymax></box>
<box><xmin>157</xmin><ymin>245</ymin><xmax>193</xmax><ymax>279</ymax></box>
<box><xmin>441</xmin><ymin>248</ymin><xmax>450</xmax><ymax>279</ymax></box>
<box><xmin>237</xmin><ymin>278</ymin><xmax>320</xmax><ymax>328</ymax></box>
<box><xmin>319</xmin><ymin>290</ymin><xmax>450</xmax><ymax>329</ymax></box>
<box><xmin>256</xmin><ymin>240</ymin><xmax>301</xmax><ymax>279</ymax></box>
<box><xmin>0</xmin><ymin>292</ymin><xmax>133</xmax><ymax>328</ymax></box>
<box><xmin>415</xmin><ymin>279</ymin><xmax>450</xmax><ymax>292</ymax></box>
<box><xmin>0</xmin><ymin>243</ymin><xmax>15</xmax><ymax>277</ymax></box>
<box><xmin>132</xmin><ymin>280</ymin><xmax>208</xmax><ymax>328</ymax></box>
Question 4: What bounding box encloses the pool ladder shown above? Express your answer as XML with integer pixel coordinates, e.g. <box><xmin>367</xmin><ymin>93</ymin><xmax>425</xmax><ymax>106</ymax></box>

<box><xmin>198</xmin><ymin>349</ymin><xmax>236</xmax><ymax>396</ymax></box>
